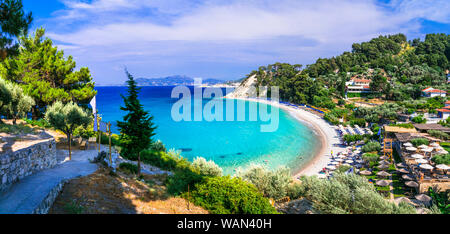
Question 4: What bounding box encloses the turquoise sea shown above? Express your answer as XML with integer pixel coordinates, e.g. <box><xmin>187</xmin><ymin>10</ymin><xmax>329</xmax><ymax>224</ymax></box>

<box><xmin>96</xmin><ymin>86</ymin><xmax>321</xmax><ymax>175</ymax></box>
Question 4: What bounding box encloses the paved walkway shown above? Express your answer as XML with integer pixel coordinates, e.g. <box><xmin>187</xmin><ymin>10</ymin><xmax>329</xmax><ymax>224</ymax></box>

<box><xmin>0</xmin><ymin>146</ymin><xmax>102</xmax><ymax>214</ymax></box>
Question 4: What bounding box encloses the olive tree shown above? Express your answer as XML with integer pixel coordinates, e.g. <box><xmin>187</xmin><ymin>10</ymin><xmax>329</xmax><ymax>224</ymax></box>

<box><xmin>3</xmin><ymin>80</ymin><xmax>34</xmax><ymax>124</ymax></box>
<box><xmin>0</xmin><ymin>78</ymin><xmax>12</xmax><ymax>123</ymax></box>
<box><xmin>45</xmin><ymin>101</ymin><xmax>91</xmax><ymax>160</ymax></box>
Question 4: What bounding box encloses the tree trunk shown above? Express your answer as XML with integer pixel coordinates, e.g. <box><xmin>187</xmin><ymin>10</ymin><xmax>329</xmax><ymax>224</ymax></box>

<box><xmin>137</xmin><ymin>152</ymin><xmax>141</xmax><ymax>177</ymax></box>
<box><xmin>12</xmin><ymin>118</ymin><xmax>16</xmax><ymax>125</ymax></box>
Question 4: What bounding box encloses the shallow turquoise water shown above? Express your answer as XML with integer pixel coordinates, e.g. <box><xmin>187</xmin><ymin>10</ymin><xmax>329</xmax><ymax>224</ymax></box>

<box><xmin>96</xmin><ymin>86</ymin><xmax>321</xmax><ymax>175</ymax></box>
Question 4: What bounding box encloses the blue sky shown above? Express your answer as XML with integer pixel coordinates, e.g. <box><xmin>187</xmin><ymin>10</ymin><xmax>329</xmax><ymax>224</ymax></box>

<box><xmin>22</xmin><ymin>0</ymin><xmax>450</xmax><ymax>85</ymax></box>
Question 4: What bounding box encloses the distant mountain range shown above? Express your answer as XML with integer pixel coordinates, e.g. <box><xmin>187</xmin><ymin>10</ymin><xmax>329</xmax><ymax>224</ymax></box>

<box><xmin>131</xmin><ymin>75</ymin><xmax>226</xmax><ymax>86</ymax></box>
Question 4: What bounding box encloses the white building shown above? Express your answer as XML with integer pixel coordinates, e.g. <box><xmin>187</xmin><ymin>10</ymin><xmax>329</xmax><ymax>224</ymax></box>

<box><xmin>422</xmin><ymin>87</ymin><xmax>447</xmax><ymax>98</ymax></box>
<box><xmin>346</xmin><ymin>78</ymin><xmax>372</xmax><ymax>93</ymax></box>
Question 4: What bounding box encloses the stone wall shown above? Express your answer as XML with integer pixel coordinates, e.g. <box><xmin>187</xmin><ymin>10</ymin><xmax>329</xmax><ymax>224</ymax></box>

<box><xmin>0</xmin><ymin>138</ymin><xmax>57</xmax><ymax>192</ymax></box>
<box><xmin>33</xmin><ymin>179</ymin><xmax>67</xmax><ymax>214</ymax></box>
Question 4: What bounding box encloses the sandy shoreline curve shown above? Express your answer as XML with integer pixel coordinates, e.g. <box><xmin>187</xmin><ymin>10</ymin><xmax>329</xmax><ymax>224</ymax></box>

<box><xmin>228</xmin><ymin>97</ymin><xmax>346</xmax><ymax>178</ymax></box>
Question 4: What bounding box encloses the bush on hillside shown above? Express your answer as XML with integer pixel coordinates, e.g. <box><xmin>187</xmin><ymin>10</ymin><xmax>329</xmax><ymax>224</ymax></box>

<box><xmin>237</xmin><ymin>165</ymin><xmax>293</xmax><ymax>200</ymax></box>
<box><xmin>192</xmin><ymin>157</ymin><xmax>223</xmax><ymax>177</ymax></box>
<box><xmin>119</xmin><ymin>163</ymin><xmax>138</xmax><ymax>175</ymax></box>
<box><xmin>362</xmin><ymin>141</ymin><xmax>381</xmax><ymax>153</ymax></box>
<box><xmin>149</xmin><ymin>140</ymin><xmax>167</xmax><ymax>152</ymax></box>
<box><xmin>299</xmin><ymin>173</ymin><xmax>416</xmax><ymax>214</ymax></box>
<box><xmin>362</xmin><ymin>153</ymin><xmax>380</xmax><ymax>163</ymax></box>
<box><xmin>189</xmin><ymin>176</ymin><xmax>278</xmax><ymax>214</ymax></box>
<box><xmin>431</xmin><ymin>154</ymin><xmax>450</xmax><ymax>165</ymax></box>
<box><xmin>411</xmin><ymin>138</ymin><xmax>429</xmax><ymax>147</ymax></box>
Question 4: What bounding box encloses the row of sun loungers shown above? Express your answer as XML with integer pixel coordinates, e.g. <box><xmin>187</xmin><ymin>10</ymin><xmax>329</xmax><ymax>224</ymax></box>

<box><xmin>337</xmin><ymin>125</ymin><xmax>373</xmax><ymax>136</ymax></box>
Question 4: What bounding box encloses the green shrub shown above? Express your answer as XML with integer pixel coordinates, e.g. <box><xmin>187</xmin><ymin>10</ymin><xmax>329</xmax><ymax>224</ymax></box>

<box><xmin>119</xmin><ymin>162</ymin><xmax>138</xmax><ymax>175</ymax></box>
<box><xmin>411</xmin><ymin>138</ymin><xmax>429</xmax><ymax>147</ymax></box>
<box><xmin>431</xmin><ymin>154</ymin><xmax>450</xmax><ymax>165</ymax></box>
<box><xmin>140</xmin><ymin>149</ymin><xmax>191</xmax><ymax>172</ymax></box>
<box><xmin>189</xmin><ymin>176</ymin><xmax>278</xmax><ymax>214</ymax></box>
<box><xmin>349</xmin><ymin>118</ymin><xmax>366</xmax><ymax>127</ymax></box>
<box><xmin>237</xmin><ymin>165</ymin><xmax>292</xmax><ymax>200</ymax></box>
<box><xmin>149</xmin><ymin>140</ymin><xmax>167</xmax><ymax>152</ymax></box>
<box><xmin>167</xmin><ymin>168</ymin><xmax>204</xmax><ymax>195</ymax></box>
<box><xmin>362</xmin><ymin>141</ymin><xmax>381</xmax><ymax>153</ymax></box>
<box><xmin>412</xmin><ymin>115</ymin><xmax>426</xmax><ymax>124</ymax></box>
<box><xmin>298</xmin><ymin>173</ymin><xmax>416</xmax><ymax>214</ymax></box>
<box><xmin>427</xmin><ymin>130</ymin><xmax>449</xmax><ymax>140</ymax></box>
<box><xmin>362</xmin><ymin>153</ymin><xmax>379</xmax><ymax>162</ymax></box>
<box><xmin>23</xmin><ymin>118</ymin><xmax>52</xmax><ymax>128</ymax></box>
<box><xmin>343</xmin><ymin>134</ymin><xmax>363</xmax><ymax>143</ymax></box>
<box><xmin>337</xmin><ymin>165</ymin><xmax>352</xmax><ymax>173</ymax></box>
<box><xmin>389</xmin><ymin>123</ymin><xmax>415</xmax><ymax>129</ymax></box>
<box><xmin>192</xmin><ymin>157</ymin><xmax>223</xmax><ymax>177</ymax></box>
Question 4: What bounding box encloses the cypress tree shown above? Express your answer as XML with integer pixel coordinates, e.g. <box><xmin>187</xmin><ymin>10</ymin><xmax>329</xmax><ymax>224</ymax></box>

<box><xmin>117</xmin><ymin>70</ymin><xmax>156</xmax><ymax>176</ymax></box>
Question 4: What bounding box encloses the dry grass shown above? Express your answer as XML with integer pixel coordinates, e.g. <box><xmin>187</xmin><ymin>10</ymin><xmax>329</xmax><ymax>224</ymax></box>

<box><xmin>49</xmin><ymin>167</ymin><xmax>208</xmax><ymax>214</ymax></box>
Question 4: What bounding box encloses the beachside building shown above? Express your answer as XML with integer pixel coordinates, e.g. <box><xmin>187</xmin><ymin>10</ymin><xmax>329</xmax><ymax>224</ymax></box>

<box><xmin>445</xmin><ymin>101</ymin><xmax>450</xmax><ymax>107</ymax></box>
<box><xmin>421</xmin><ymin>87</ymin><xmax>447</xmax><ymax>98</ymax></box>
<box><xmin>436</xmin><ymin>107</ymin><xmax>450</xmax><ymax>120</ymax></box>
<box><xmin>345</xmin><ymin>77</ymin><xmax>372</xmax><ymax>93</ymax></box>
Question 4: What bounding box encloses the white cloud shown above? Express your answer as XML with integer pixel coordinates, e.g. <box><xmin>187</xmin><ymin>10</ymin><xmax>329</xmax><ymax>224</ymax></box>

<box><xmin>42</xmin><ymin>0</ymin><xmax>449</xmax><ymax>83</ymax></box>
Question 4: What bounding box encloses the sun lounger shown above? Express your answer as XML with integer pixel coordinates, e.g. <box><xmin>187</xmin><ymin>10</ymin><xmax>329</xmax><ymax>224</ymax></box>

<box><xmin>78</xmin><ymin>137</ymin><xmax>87</xmax><ymax>150</ymax></box>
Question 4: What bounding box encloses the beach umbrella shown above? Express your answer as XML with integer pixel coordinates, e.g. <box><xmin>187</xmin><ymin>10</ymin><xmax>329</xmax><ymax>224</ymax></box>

<box><xmin>394</xmin><ymin>197</ymin><xmax>414</xmax><ymax>206</ymax></box>
<box><xmin>317</xmin><ymin>174</ymin><xmax>327</xmax><ymax>179</ymax></box>
<box><xmin>405</xmin><ymin>181</ymin><xmax>419</xmax><ymax>188</ymax></box>
<box><xmin>436</xmin><ymin>164</ymin><xmax>450</xmax><ymax>170</ymax></box>
<box><xmin>437</xmin><ymin>150</ymin><xmax>449</xmax><ymax>155</ymax></box>
<box><xmin>379</xmin><ymin>160</ymin><xmax>390</xmax><ymax>165</ymax></box>
<box><xmin>345</xmin><ymin>160</ymin><xmax>354</xmax><ymax>164</ymax></box>
<box><xmin>342</xmin><ymin>163</ymin><xmax>352</xmax><ymax>167</ymax></box>
<box><xmin>354</xmin><ymin>150</ymin><xmax>361</xmax><ymax>154</ymax></box>
<box><xmin>398</xmin><ymin>168</ymin><xmax>410</xmax><ymax>174</ymax></box>
<box><xmin>376</xmin><ymin>171</ymin><xmax>391</xmax><ymax>177</ymax></box>
<box><xmin>419</xmin><ymin>164</ymin><xmax>434</xmax><ymax>170</ymax></box>
<box><xmin>406</xmin><ymin>147</ymin><xmax>417</xmax><ymax>152</ymax></box>
<box><xmin>415</xmin><ymin>159</ymin><xmax>428</xmax><ymax>164</ymax></box>
<box><xmin>403</xmin><ymin>142</ymin><xmax>413</xmax><ymax>147</ymax></box>
<box><xmin>359</xmin><ymin>170</ymin><xmax>372</xmax><ymax>175</ymax></box>
<box><xmin>335</xmin><ymin>158</ymin><xmax>344</xmax><ymax>162</ymax></box>
<box><xmin>411</xmin><ymin>154</ymin><xmax>424</xmax><ymax>159</ymax></box>
<box><xmin>355</xmin><ymin>160</ymin><xmax>364</xmax><ymax>164</ymax></box>
<box><xmin>326</xmin><ymin>165</ymin><xmax>336</xmax><ymax>170</ymax></box>
<box><xmin>378</xmin><ymin>164</ymin><xmax>390</xmax><ymax>170</ymax></box>
<box><xmin>430</xmin><ymin>143</ymin><xmax>439</xmax><ymax>147</ymax></box>
<box><xmin>421</xmin><ymin>148</ymin><xmax>433</xmax><ymax>153</ymax></box>
<box><xmin>418</xmin><ymin>145</ymin><xmax>428</xmax><ymax>149</ymax></box>
<box><xmin>415</xmin><ymin>194</ymin><xmax>432</xmax><ymax>206</ymax></box>
<box><xmin>338</xmin><ymin>155</ymin><xmax>347</xmax><ymax>159</ymax></box>
<box><xmin>330</xmin><ymin>161</ymin><xmax>339</xmax><ymax>165</ymax></box>
<box><xmin>396</xmin><ymin>162</ymin><xmax>406</xmax><ymax>168</ymax></box>
<box><xmin>376</xmin><ymin>180</ymin><xmax>389</xmax><ymax>187</ymax></box>
<box><xmin>402</xmin><ymin>174</ymin><xmax>414</xmax><ymax>181</ymax></box>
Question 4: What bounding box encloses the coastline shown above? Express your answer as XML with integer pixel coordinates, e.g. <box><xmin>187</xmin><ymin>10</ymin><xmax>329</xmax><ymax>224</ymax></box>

<box><xmin>229</xmin><ymin>97</ymin><xmax>346</xmax><ymax>178</ymax></box>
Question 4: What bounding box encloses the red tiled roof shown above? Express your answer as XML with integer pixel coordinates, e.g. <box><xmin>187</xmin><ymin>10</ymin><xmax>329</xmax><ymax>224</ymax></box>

<box><xmin>445</xmin><ymin>101</ymin><xmax>450</xmax><ymax>104</ymax></box>
<box><xmin>437</xmin><ymin>109</ymin><xmax>450</xmax><ymax>113</ymax></box>
<box><xmin>423</xmin><ymin>89</ymin><xmax>447</xmax><ymax>93</ymax></box>
<box><xmin>353</xmin><ymin>78</ymin><xmax>371</xmax><ymax>83</ymax></box>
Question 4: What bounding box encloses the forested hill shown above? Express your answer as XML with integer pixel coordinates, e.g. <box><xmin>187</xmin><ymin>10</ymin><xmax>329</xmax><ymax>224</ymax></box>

<box><xmin>242</xmin><ymin>33</ymin><xmax>450</xmax><ymax>109</ymax></box>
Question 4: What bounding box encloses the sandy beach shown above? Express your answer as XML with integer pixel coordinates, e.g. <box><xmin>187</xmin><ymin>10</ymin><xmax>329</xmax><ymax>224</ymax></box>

<box><xmin>230</xmin><ymin>97</ymin><xmax>346</xmax><ymax>178</ymax></box>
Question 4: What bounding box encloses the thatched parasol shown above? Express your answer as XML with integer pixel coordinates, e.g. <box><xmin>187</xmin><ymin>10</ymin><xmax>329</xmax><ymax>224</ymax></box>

<box><xmin>403</xmin><ymin>142</ymin><xmax>413</xmax><ymax>147</ymax></box>
<box><xmin>405</xmin><ymin>181</ymin><xmax>419</xmax><ymax>188</ymax></box>
<box><xmin>415</xmin><ymin>194</ymin><xmax>432</xmax><ymax>206</ymax></box>
<box><xmin>396</xmin><ymin>162</ymin><xmax>406</xmax><ymax>168</ymax></box>
<box><xmin>415</xmin><ymin>159</ymin><xmax>428</xmax><ymax>164</ymax></box>
<box><xmin>376</xmin><ymin>180</ymin><xmax>390</xmax><ymax>187</ymax></box>
<box><xmin>411</xmin><ymin>154</ymin><xmax>424</xmax><ymax>159</ymax></box>
<box><xmin>436</xmin><ymin>164</ymin><xmax>450</xmax><ymax>170</ymax></box>
<box><xmin>359</xmin><ymin>170</ymin><xmax>372</xmax><ymax>175</ymax></box>
<box><xmin>402</xmin><ymin>174</ymin><xmax>414</xmax><ymax>181</ymax></box>
<box><xmin>378</xmin><ymin>164</ymin><xmax>390</xmax><ymax>170</ymax></box>
<box><xmin>376</xmin><ymin>171</ymin><xmax>391</xmax><ymax>177</ymax></box>
<box><xmin>398</xmin><ymin>168</ymin><xmax>410</xmax><ymax>174</ymax></box>
<box><xmin>419</xmin><ymin>164</ymin><xmax>434</xmax><ymax>170</ymax></box>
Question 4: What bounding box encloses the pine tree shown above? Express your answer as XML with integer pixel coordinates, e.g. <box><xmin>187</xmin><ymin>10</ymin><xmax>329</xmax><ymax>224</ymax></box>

<box><xmin>117</xmin><ymin>70</ymin><xmax>156</xmax><ymax>176</ymax></box>
<box><xmin>0</xmin><ymin>0</ymin><xmax>33</xmax><ymax>59</ymax></box>
<box><xmin>0</xmin><ymin>28</ymin><xmax>97</xmax><ymax>119</ymax></box>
